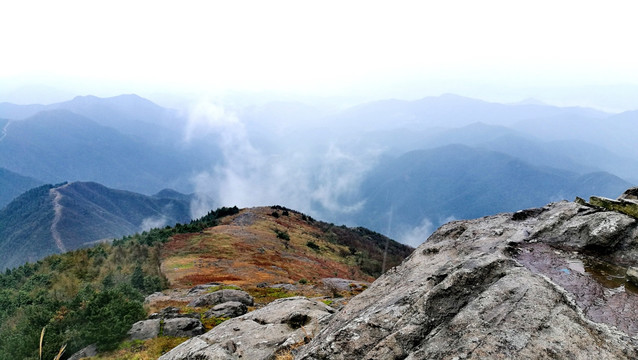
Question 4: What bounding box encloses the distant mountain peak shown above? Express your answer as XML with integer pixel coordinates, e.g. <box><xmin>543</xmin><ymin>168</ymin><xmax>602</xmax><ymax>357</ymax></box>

<box><xmin>511</xmin><ymin>97</ymin><xmax>548</xmax><ymax>106</ymax></box>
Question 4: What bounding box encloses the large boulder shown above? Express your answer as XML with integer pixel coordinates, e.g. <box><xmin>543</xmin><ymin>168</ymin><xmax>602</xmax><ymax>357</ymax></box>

<box><xmin>127</xmin><ymin>319</ymin><xmax>161</xmax><ymax>340</ymax></box>
<box><xmin>188</xmin><ymin>289</ymin><xmax>254</xmax><ymax>308</ymax></box>
<box><xmin>296</xmin><ymin>200</ymin><xmax>638</xmax><ymax>359</ymax></box>
<box><xmin>204</xmin><ymin>301</ymin><xmax>247</xmax><ymax>319</ymax></box>
<box><xmin>163</xmin><ymin>318</ymin><xmax>205</xmax><ymax>338</ymax></box>
<box><xmin>159</xmin><ymin>297</ymin><xmax>335</xmax><ymax>360</ymax></box>
<box><xmin>128</xmin><ymin>307</ymin><xmax>204</xmax><ymax>340</ymax></box>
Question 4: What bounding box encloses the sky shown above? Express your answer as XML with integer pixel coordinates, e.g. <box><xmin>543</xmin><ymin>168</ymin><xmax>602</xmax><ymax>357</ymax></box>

<box><xmin>2</xmin><ymin>0</ymin><xmax>638</xmax><ymax>109</ymax></box>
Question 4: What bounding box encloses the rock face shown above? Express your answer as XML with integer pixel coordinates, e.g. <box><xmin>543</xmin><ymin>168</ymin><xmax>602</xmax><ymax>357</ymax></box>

<box><xmin>159</xmin><ymin>297</ymin><xmax>335</xmax><ymax>360</ymax></box>
<box><xmin>188</xmin><ymin>289</ymin><xmax>254</xmax><ymax>308</ymax></box>
<box><xmin>297</xmin><ymin>200</ymin><xmax>638</xmax><ymax>359</ymax></box>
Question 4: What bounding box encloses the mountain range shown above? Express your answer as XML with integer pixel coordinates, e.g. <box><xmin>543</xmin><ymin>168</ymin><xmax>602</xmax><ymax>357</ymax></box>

<box><xmin>0</xmin><ymin>166</ymin><xmax>42</xmax><ymax>208</ymax></box>
<box><xmin>355</xmin><ymin>144</ymin><xmax>631</xmax><ymax>240</ymax></box>
<box><xmin>0</xmin><ymin>92</ymin><xmax>635</xmax><ymax>252</ymax></box>
<box><xmin>0</xmin><ymin>181</ymin><xmax>193</xmax><ymax>269</ymax></box>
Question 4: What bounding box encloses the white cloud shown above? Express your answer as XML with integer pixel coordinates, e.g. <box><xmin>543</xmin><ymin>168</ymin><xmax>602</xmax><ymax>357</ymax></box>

<box><xmin>399</xmin><ymin>217</ymin><xmax>435</xmax><ymax>248</ymax></box>
<box><xmin>140</xmin><ymin>215</ymin><xmax>169</xmax><ymax>232</ymax></box>
<box><xmin>186</xmin><ymin>100</ymin><xmax>380</xmax><ymax>220</ymax></box>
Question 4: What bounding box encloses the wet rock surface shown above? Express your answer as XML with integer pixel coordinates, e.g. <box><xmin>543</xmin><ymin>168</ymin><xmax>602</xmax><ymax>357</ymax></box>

<box><xmin>517</xmin><ymin>242</ymin><xmax>638</xmax><ymax>335</ymax></box>
<box><xmin>297</xmin><ymin>200</ymin><xmax>638</xmax><ymax>359</ymax></box>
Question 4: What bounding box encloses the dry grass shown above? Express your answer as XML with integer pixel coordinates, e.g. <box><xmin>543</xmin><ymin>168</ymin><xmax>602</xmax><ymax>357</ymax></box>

<box><xmin>159</xmin><ymin>207</ymin><xmax>375</xmax><ymax>291</ymax></box>
<box><xmin>144</xmin><ymin>299</ymin><xmax>190</xmax><ymax>315</ymax></box>
<box><xmin>91</xmin><ymin>337</ymin><xmax>188</xmax><ymax>360</ymax></box>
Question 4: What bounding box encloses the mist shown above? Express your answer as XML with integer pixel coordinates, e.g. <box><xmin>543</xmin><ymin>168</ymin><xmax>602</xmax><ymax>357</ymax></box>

<box><xmin>172</xmin><ymin>93</ymin><xmax>638</xmax><ymax>247</ymax></box>
<box><xmin>185</xmin><ymin>100</ymin><xmax>381</xmax><ymax>225</ymax></box>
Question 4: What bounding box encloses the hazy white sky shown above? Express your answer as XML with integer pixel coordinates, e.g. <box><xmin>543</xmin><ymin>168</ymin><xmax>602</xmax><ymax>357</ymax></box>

<box><xmin>2</xmin><ymin>0</ymin><xmax>638</xmax><ymax>107</ymax></box>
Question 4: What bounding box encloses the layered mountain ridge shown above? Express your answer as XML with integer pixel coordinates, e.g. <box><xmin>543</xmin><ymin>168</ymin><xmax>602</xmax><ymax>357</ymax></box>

<box><xmin>0</xmin><ymin>181</ymin><xmax>193</xmax><ymax>269</ymax></box>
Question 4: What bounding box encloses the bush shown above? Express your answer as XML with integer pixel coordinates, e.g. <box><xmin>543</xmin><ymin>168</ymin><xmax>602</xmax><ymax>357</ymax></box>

<box><xmin>77</xmin><ymin>284</ymin><xmax>146</xmax><ymax>351</ymax></box>
<box><xmin>306</xmin><ymin>241</ymin><xmax>320</xmax><ymax>251</ymax></box>
<box><xmin>275</xmin><ymin>229</ymin><xmax>290</xmax><ymax>241</ymax></box>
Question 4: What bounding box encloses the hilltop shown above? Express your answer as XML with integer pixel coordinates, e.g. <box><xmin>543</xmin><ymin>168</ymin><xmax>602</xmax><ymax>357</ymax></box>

<box><xmin>160</xmin><ymin>206</ymin><xmax>412</xmax><ymax>288</ymax></box>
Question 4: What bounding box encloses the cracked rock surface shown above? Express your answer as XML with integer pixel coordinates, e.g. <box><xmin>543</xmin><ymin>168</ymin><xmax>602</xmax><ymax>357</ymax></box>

<box><xmin>297</xmin><ymin>200</ymin><xmax>638</xmax><ymax>359</ymax></box>
<box><xmin>159</xmin><ymin>297</ymin><xmax>335</xmax><ymax>360</ymax></box>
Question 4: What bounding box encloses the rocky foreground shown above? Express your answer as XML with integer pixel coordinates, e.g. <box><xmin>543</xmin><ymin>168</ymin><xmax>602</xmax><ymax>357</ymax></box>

<box><xmin>161</xmin><ymin>191</ymin><xmax>638</xmax><ymax>359</ymax></box>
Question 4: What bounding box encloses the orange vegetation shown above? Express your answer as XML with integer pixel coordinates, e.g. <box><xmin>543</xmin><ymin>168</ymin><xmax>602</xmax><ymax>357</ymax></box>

<box><xmin>160</xmin><ymin>207</ymin><xmax>375</xmax><ymax>289</ymax></box>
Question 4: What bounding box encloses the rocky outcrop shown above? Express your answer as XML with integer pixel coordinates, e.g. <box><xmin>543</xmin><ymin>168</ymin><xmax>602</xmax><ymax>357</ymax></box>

<box><xmin>128</xmin><ymin>306</ymin><xmax>204</xmax><ymax>340</ymax></box>
<box><xmin>188</xmin><ymin>289</ymin><xmax>254</xmax><ymax>308</ymax></box>
<box><xmin>296</xmin><ymin>200</ymin><xmax>638</xmax><ymax>359</ymax></box>
<box><xmin>159</xmin><ymin>297</ymin><xmax>335</xmax><ymax>360</ymax></box>
<box><xmin>160</xmin><ymin>195</ymin><xmax>638</xmax><ymax>359</ymax></box>
<box><xmin>579</xmin><ymin>187</ymin><xmax>638</xmax><ymax>219</ymax></box>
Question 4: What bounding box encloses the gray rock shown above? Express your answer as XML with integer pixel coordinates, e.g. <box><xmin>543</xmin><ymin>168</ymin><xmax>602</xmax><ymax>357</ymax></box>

<box><xmin>619</xmin><ymin>187</ymin><xmax>638</xmax><ymax>201</ymax></box>
<box><xmin>159</xmin><ymin>297</ymin><xmax>335</xmax><ymax>360</ymax></box>
<box><xmin>187</xmin><ymin>283</ymin><xmax>222</xmax><ymax>296</ymax></box>
<box><xmin>163</xmin><ymin>318</ymin><xmax>205</xmax><ymax>338</ymax></box>
<box><xmin>320</xmin><ymin>278</ymin><xmax>369</xmax><ymax>291</ymax></box>
<box><xmin>127</xmin><ymin>319</ymin><xmax>160</xmax><ymax>340</ymax></box>
<box><xmin>67</xmin><ymin>344</ymin><xmax>97</xmax><ymax>360</ymax></box>
<box><xmin>144</xmin><ymin>291</ymin><xmax>169</xmax><ymax>304</ymax></box>
<box><xmin>204</xmin><ymin>301</ymin><xmax>247</xmax><ymax>318</ymax></box>
<box><xmin>148</xmin><ymin>306</ymin><xmax>200</xmax><ymax>320</ymax></box>
<box><xmin>188</xmin><ymin>289</ymin><xmax>254</xmax><ymax>307</ymax></box>
<box><xmin>627</xmin><ymin>266</ymin><xmax>638</xmax><ymax>286</ymax></box>
<box><xmin>296</xmin><ymin>200</ymin><xmax>638</xmax><ymax>359</ymax></box>
<box><xmin>270</xmin><ymin>283</ymin><xmax>297</xmax><ymax>291</ymax></box>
